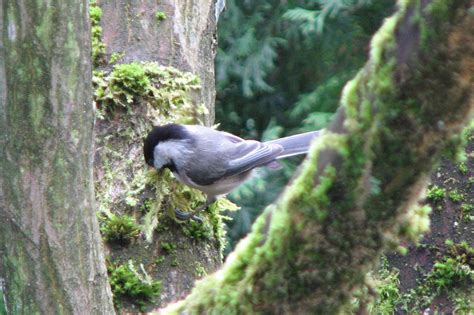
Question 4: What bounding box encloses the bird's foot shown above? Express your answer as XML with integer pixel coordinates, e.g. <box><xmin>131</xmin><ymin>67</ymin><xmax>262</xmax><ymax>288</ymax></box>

<box><xmin>174</xmin><ymin>208</ymin><xmax>203</xmax><ymax>222</ymax></box>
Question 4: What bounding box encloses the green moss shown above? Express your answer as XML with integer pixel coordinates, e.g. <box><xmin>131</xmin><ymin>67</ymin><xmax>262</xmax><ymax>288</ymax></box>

<box><xmin>426</xmin><ymin>185</ymin><xmax>446</xmax><ymax>202</ymax></box>
<box><xmin>397</xmin><ymin>241</ymin><xmax>474</xmax><ymax>312</ymax></box>
<box><xmin>461</xmin><ymin>203</ymin><xmax>473</xmax><ymax>221</ymax></box>
<box><xmin>398</xmin><ymin>204</ymin><xmax>431</xmax><ymax>243</ymax></box>
<box><xmin>367</xmin><ymin>256</ymin><xmax>401</xmax><ymax>315</ymax></box>
<box><xmin>182</xmin><ymin>220</ymin><xmax>212</xmax><ymax>241</ymax></box>
<box><xmin>155</xmin><ymin>11</ymin><xmax>167</xmax><ymax>23</ymax></box>
<box><xmin>458</xmin><ymin>162</ymin><xmax>468</xmax><ymax>174</ymax></box>
<box><xmin>171</xmin><ymin>258</ymin><xmax>179</xmax><ymax>267</ymax></box>
<box><xmin>160</xmin><ymin>242</ymin><xmax>177</xmax><ymax>254</ymax></box>
<box><xmin>155</xmin><ymin>256</ymin><xmax>165</xmax><ymax>265</ymax></box>
<box><xmin>448</xmin><ymin>190</ymin><xmax>464</xmax><ymax>203</ymax></box>
<box><xmin>431</xmin><ymin>257</ymin><xmax>471</xmax><ymax>290</ymax></box>
<box><xmin>93</xmin><ymin>61</ymin><xmax>200</xmax><ymax>117</ymax></box>
<box><xmin>468</xmin><ymin>177</ymin><xmax>474</xmax><ymax>186</ymax></box>
<box><xmin>99</xmin><ymin>213</ymin><xmax>140</xmax><ymax>244</ymax></box>
<box><xmin>110</xmin><ymin>63</ymin><xmax>151</xmax><ymax>97</ymax></box>
<box><xmin>89</xmin><ymin>0</ymin><xmax>106</xmax><ymax>66</ymax></box>
<box><xmin>194</xmin><ymin>263</ymin><xmax>207</xmax><ymax>277</ymax></box>
<box><xmin>429</xmin><ymin>241</ymin><xmax>474</xmax><ymax>291</ymax></box>
<box><xmin>109</xmin><ymin>52</ymin><xmax>124</xmax><ymax>64</ymax></box>
<box><xmin>108</xmin><ymin>260</ymin><xmax>162</xmax><ymax>310</ymax></box>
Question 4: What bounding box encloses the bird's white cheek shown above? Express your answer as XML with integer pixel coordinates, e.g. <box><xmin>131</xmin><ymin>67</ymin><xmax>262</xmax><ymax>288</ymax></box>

<box><xmin>153</xmin><ymin>146</ymin><xmax>170</xmax><ymax>169</ymax></box>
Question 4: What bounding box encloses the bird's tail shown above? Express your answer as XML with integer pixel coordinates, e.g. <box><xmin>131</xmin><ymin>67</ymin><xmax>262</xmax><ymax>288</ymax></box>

<box><xmin>265</xmin><ymin>130</ymin><xmax>322</xmax><ymax>159</ymax></box>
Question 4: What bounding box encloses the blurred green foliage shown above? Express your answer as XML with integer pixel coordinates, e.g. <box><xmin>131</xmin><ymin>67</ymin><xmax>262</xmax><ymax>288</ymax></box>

<box><xmin>215</xmin><ymin>0</ymin><xmax>396</xmax><ymax>255</ymax></box>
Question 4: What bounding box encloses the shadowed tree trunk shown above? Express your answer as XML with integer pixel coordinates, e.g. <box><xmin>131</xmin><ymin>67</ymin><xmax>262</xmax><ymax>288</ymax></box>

<box><xmin>0</xmin><ymin>1</ymin><xmax>114</xmax><ymax>313</ymax></box>
<box><xmin>162</xmin><ymin>0</ymin><xmax>474</xmax><ymax>313</ymax></box>
<box><xmin>387</xmin><ymin>129</ymin><xmax>474</xmax><ymax>313</ymax></box>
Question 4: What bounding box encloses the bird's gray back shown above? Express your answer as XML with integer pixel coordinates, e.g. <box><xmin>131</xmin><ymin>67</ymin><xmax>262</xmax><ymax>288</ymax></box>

<box><xmin>183</xmin><ymin>126</ymin><xmax>282</xmax><ymax>186</ymax></box>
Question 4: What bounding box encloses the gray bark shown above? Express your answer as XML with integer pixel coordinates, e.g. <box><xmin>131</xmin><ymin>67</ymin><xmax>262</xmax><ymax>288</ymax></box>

<box><xmin>98</xmin><ymin>0</ymin><xmax>218</xmax><ymax>125</ymax></box>
<box><xmin>0</xmin><ymin>1</ymin><xmax>114</xmax><ymax>314</ymax></box>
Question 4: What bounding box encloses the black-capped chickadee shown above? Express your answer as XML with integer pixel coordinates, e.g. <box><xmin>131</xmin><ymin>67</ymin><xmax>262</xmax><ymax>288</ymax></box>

<box><xmin>143</xmin><ymin>124</ymin><xmax>321</xmax><ymax>220</ymax></box>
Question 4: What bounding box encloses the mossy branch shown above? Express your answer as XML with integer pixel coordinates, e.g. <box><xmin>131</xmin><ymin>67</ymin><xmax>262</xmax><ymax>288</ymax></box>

<box><xmin>162</xmin><ymin>0</ymin><xmax>473</xmax><ymax>313</ymax></box>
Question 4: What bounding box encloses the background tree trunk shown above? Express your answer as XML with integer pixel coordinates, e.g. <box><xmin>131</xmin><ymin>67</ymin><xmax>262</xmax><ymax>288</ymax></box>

<box><xmin>162</xmin><ymin>1</ymin><xmax>474</xmax><ymax>313</ymax></box>
<box><xmin>387</xmin><ymin>129</ymin><xmax>474</xmax><ymax>313</ymax></box>
<box><xmin>0</xmin><ymin>1</ymin><xmax>115</xmax><ymax>313</ymax></box>
<box><xmin>99</xmin><ymin>0</ymin><xmax>217</xmax><ymax>125</ymax></box>
<box><xmin>92</xmin><ymin>0</ymin><xmax>221</xmax><ymax>312</ymax></box>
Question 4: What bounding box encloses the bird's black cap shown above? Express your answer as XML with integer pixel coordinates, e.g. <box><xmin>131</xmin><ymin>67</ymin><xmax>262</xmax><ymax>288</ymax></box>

<box><xmin>143</xmin><ymin>124</ymin><xmax>189</xmax><ymax>167</ymax></box>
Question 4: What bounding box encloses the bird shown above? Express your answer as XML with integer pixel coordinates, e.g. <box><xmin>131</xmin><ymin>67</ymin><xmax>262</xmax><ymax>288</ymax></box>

<box><xmin>143</xmin><ymin>124</ymin><xmax>322</xmax><ymax>220</ymax></box>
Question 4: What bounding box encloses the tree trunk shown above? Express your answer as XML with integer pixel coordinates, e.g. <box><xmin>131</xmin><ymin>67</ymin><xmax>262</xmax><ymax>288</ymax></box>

<box><xmin>99</xmin><ymin>0</ymin><xmax>217</xmax><ymax>125</ymax></box>
<box><xmin>387</xmin><ymin>128</ymin><xmax>474</xmax><ymax>313</ymax></box>
<box><xmin>162</xmin><ymin>1</ymin><xmax>474</xmax><ymax>313</ymax></box>
<box><xmin>0</xmin><ymin>1</ymin><xmax>114</xmax><ymax>314</ymax></box>
<box><xmin>91</xmin><ymin>0</ymin><xmax>221</xmax><ymax>312</ymax></box>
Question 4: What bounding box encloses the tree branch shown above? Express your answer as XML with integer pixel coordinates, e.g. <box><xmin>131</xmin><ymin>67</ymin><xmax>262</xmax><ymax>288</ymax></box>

<box><xmin>162</xmin><ymin>0</ymin><xmax>473</xmax><ymax>313</ymax></box>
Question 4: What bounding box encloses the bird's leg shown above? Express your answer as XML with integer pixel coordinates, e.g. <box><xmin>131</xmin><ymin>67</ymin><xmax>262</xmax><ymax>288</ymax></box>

<box><xmin>174</xmin><ymin>196</ymin><xmax>217</xmax><ymax>222</ymax></box>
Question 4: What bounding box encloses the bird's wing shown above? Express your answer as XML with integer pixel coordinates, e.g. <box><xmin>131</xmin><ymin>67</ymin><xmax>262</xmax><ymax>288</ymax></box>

<box><xmin>182</xmin><ymin>128</ymin><xmax>283</xmax><ymax>186</ymax></box>
<box><xmin>223</xmin><ymin>140</ymin><xmax>284</xmax><ymax>178</ymax></box>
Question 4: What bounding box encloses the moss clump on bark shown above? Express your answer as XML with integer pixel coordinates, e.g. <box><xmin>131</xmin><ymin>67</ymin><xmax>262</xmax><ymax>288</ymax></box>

<box><xmin>426</xmin><ymin>185</ymin><xmax>446</xmax><ymax>202</ymax></box>
<box><xmin>99</xmin><ymin>213</ymin><xmax>141</xmax><ymax>245</ymax></box>
<box><xmin>89</xmin><ymin>0</ymin><xmax>106</xmax><ymax>66</ymax></box>
<box><xmin>394</xmin><ymin>240</ymin><xmax>474</xmax><ymax>312</ymax></box>
<box><xmin>155</xmin><ymin>11</ymin><xmax>167</xmax><ymax>23</ymax></box>
<box><xmin>108</xmin><ymin>260</ymin><xmax>162</xmax><ymax>310</ymax></box>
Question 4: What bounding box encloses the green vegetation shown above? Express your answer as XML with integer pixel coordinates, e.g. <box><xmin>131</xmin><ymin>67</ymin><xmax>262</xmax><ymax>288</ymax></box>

<box><xmin>398</xmin><ymin>205</ymin><xmax>432</xmax><ymax>243</ymax></box>
<box><xmin>93</xmin><ymin>61</ymin><xmax>201</xmax><ymax>115</ymax></box>
<box><xmin>367</xmin><ymin>256</ymin><xmax>401</xmax><ymax>315</ymax></box>
<box><xmin>110</xmin><ymin>63</ymin><xmax>151</xmax><ymax>96</ymax></box>
<box><xmin>155</xmin><ymin>256</ymin><xmax>165</xmax><ymax>265</ymax></box>
<box><xmin>461</xmin><ymin>203</ymin><xmax>473</xmax><ymax>221</ymax></box>
<box><xmin>396</xmin><ymin>241</ymin><xmax>474</xmax><ymax>312</ymax></box>
<box><xmin>160</xmin><ymin>242</ymin><xmax>177</xmax><ymax>254</ymax></box>
<box><xmin>156</xmin><ymin>11</ymin><xmax>167</xmax><ymax>22</ymax></box>
<box><xmin>99</xmin><ymin>213</ymin><xmax>140</xmax><ymax>244</ymax></box>
<box><xmin>430</xmin><ymin>241</ymin><xmax>474</xmax><ymax>290</ymax></box>
<box><xmin>458</xmin><ymin>162</ymin><xmax>468</xmax><ymax>174</ymax></box>
<box><xmin>108</xmin><ymin>260</ymin><xmax>162</xmax><ymax>310</ymax></box>
<box><xmin>171</xmin><ymin>258</ymin><xmax>179</xmax><ymax>267</ymax></box>
<box><xmin>182</xmin><ymin>220</ymin><xmax>212</xmax><ymax>241</ymax></box>
<box><xmin>426</xmin><ymin>185</ymin><xmax>446</xmax><ymax>202</ymax></box>
<box><xmin>89</xmin><ymin>0</ymin><xmax>106</xmax><ymax>65</ymax></box>
<box><xmin>110</xmin><ymin>52</ymin><xmax>125</xmax><ymax>64</ymax></box>
<box><xmin>361</xmin><ymin>241</ymin><xmax>474</xmax><ymax>314</ymax></box>
<box><xmin>195</xmin><ymin>263</ymin><xmax>207</xmax><ymax>277</ymax></box>
<box><xmin>448</xmin><ymin>190</ymin><xmax>464</xmax><ymax>203</ymax></box>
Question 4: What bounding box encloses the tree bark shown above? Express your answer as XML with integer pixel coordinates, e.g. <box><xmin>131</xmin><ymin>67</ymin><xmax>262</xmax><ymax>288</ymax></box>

<box><xmin>92</xmin><ymin>0</ymin><xmax>221</xmax><ymax>312</ymax></box>
<box><xmin>387</xmin><ymin>129</ymin><xmax>474</xmax><ymax>313</ymax></box>
<box><xmin>99</xmin><ymin>0</ymin><xmax>217</xmax><ymax>125</ymax></box>
<box><xmin>162</xmin><ymin>0</ymin><xmax>474</xmax><ymax>313</ymax></box>
<box><xmin>0</xmin><ymin>1</ymin><xmax>114</xmax><ymax>314</ymax></box>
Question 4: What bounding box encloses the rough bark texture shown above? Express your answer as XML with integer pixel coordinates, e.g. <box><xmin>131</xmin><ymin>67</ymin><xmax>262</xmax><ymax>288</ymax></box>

<box><xmin>0</xmin><ymin>1</ymin><xmax>115</xmax><ymax>314</ymax></box>
<box><xmin>162</xmin><ymin>0</ymin><xmax>474</xmax><ymax>313</ymax></box>
<box><xmin>99</xmin><ymin>0</ymin><xmax>217</xmax><ymax>125</ymax></box>
<box><xmin>387</xmin><ymin>129</ymin><xmax>474</xmax><ymax>313</ymax></box>
<box><xmin>91</xmin><ymin>0</ymin><xmax>221</xmax><ymax>312</ymax></box>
